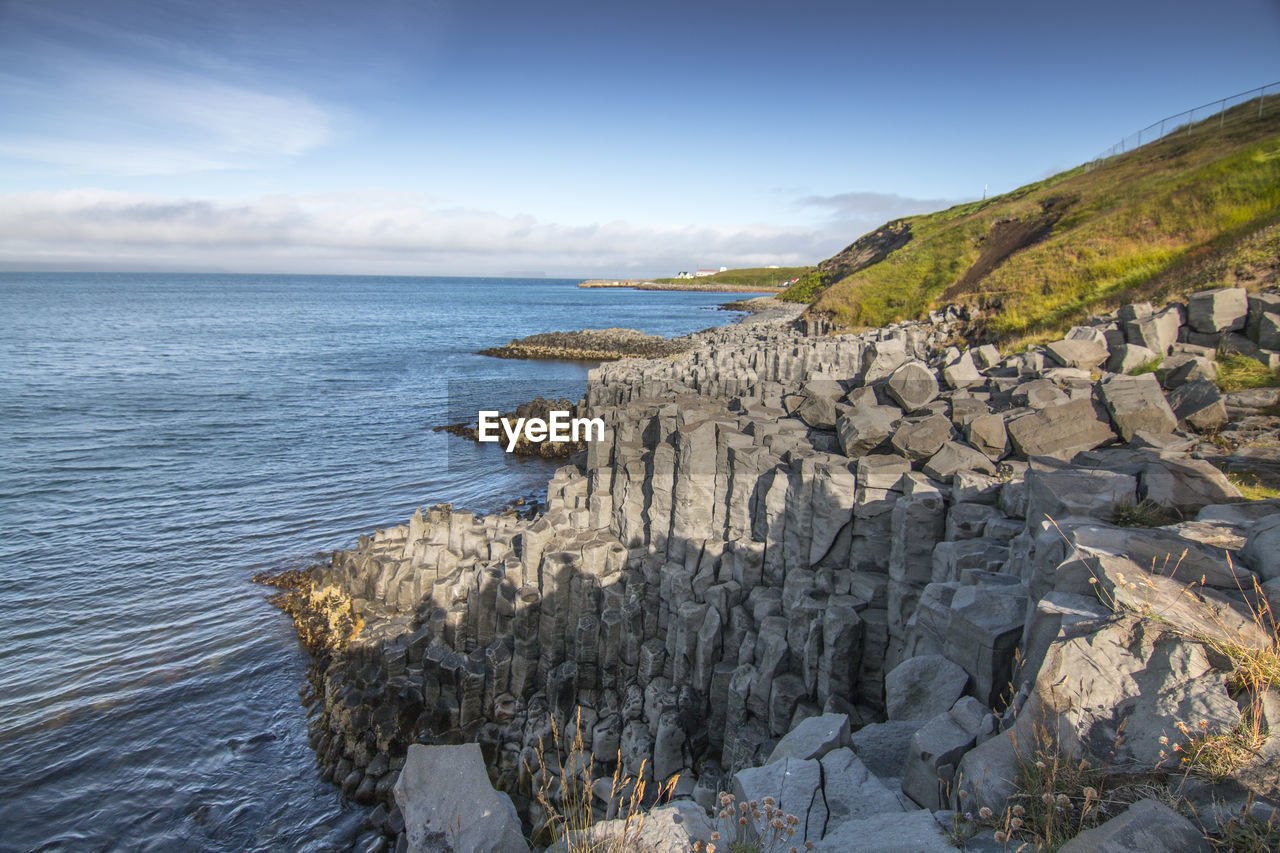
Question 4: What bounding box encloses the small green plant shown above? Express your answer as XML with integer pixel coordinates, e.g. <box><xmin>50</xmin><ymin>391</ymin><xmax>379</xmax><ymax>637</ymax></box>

<box><xmin>1226</xmin><ymin>470</ymin><xmax>1280</xmax><ymax>501</ymax></box>
<box><xmin>1215</xmin><ymin>354</ymin><xmax>1280</xmax><ymax>393</ymax></box>
<box><xmin>1127</xmin><ymin>356</ymin><xmax>1164</xmax><ymax>376</ymax></box>
<box><xmin>1109</xmin><ymin>499</ymin><xmax>1182</xmax><ymax>528</ymax></box>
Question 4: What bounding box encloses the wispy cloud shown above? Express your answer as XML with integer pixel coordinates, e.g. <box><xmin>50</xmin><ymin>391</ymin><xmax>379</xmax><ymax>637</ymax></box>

<box><xmin>0</xmin><ymin>2</ymin><xmax>335</xmax><ymax>175</ymax></box>
<box><xmin>0</xmin><ymin>189</ymin><xmax>842</xmax><ymax>275</ymax></box>
<box><xmin>797</xmin><ymin>190</ymin><xmax>957</xmax><ymax>222</ymax></box>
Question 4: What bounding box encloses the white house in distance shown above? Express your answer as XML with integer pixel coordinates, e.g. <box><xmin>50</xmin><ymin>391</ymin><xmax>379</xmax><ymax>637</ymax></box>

<box><xmin>692</xmin><ymin>266</ymin><xmax>728</xmax><ymax>277</ymax></box>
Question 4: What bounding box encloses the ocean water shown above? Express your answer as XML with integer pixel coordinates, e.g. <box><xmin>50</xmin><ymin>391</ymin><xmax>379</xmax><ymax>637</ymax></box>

<box><xmin>0</xmin><ymin>273</ymin><xmax>739</xmax><ymax>852</ymax></box>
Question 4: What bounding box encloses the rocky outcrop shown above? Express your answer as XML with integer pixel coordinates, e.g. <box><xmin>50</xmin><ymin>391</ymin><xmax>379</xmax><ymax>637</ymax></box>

<box><xmin>272</xmin><ymin>285</ymin><xmax>1280</xmax><ymax>852</ymax></box>
<box><xmin>479</xmin><ymin>328</ymin><xmax>693</xmax><ymax>361</ymax></box>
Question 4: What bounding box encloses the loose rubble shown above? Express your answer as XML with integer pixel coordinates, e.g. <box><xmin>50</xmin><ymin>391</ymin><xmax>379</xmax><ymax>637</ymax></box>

<box><xmin>268</xmin><ymin>287</ymin><xmax>1280</xmax><ymax>852</ymax></box>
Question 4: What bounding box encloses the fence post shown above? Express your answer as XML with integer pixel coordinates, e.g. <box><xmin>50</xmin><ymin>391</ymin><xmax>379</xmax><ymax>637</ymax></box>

<box><xmin>1262</xmin><ymin>91</ymin><xmax>1267</xmax><ymax>118</ymax></box>
<box><xmin>1220</xmin><ymin>98</ymin><xmax>1227</xmax><ymax>129</ymax></box>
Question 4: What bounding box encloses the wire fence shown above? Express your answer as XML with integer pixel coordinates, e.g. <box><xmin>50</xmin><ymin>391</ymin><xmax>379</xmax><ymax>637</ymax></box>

<box><xmin>1086</xmin><ymin>80</ymin><xmax>1280</xmax><ymax>168</ymax></box>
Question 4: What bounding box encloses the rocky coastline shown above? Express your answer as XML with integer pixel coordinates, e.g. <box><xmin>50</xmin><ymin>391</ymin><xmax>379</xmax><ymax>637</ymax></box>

<box><xmin>266</xmin><ymin>286</ymin><xmax>1280</xmax><ymax>853</ymax></box>
<box><xmin>479</xmin><ymin>328</ymin><xmax>695</xmax><ymax>362</ymax></box>
<box><xmin>579</xmin><ymin>279</ymin><xmax>784</xmax><ymax>293</ymax></box>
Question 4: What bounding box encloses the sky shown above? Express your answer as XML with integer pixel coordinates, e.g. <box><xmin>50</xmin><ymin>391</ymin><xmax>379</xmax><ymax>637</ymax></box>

<box><xmin>0</xmin><ymin>0</ymin><xmax>1278</xmax><ymax>278</ymax></box>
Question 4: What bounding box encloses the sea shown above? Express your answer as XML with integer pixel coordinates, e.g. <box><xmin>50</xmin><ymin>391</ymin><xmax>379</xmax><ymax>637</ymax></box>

<box><xmin>0</xmin><ymin>273</ymin><xmax>741</xmax><ymax>852</ymax></box>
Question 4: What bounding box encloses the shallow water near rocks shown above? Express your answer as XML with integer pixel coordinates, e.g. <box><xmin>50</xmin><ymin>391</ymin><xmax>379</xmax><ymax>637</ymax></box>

<box><xmin>0</xmin><ymin>273</ymin><xmax>738</xmax><ymax>852</ymax></box>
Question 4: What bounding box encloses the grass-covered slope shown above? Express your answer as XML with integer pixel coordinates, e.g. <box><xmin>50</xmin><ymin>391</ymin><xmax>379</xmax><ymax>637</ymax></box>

<box><xmin>791</xmin><ymin>98</ymin><xmax>1280</xmax><ymax>340</ymax></box>
<box><xmin>652</xmin><ymin>266</ymin><xmax>813</xmax><ymax>288</ymax></box>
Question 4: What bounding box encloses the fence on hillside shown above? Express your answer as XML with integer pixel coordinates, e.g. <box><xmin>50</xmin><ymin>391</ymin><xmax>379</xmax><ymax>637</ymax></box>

<box><xmin>1085</xmin><ymin>80</ymin><xmax>1280</xmax><ymax>168</ymax></box>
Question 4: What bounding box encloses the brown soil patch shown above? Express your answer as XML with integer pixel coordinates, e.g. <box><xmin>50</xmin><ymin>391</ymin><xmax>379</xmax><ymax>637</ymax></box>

<box><xmin>941</xmin><ymin>198</ymin><xmax>1071</xmax><ymax>302</ymax></box>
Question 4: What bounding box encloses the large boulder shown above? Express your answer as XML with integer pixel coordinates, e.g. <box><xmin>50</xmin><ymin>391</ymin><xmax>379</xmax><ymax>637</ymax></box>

<box><xmin>965</xmin><ymin>413</ymin><xmax>1009</xmax><ymax>461</ymax></box>
<box><xmin>942</xmin><ymin>351</ymin><xmax>985</xmax><ymax>390</ymax></box>
<box><xmin>1053</xmin><ymin>521</ymin><xmax>1255</xmax><ymax>589</ymax></box>
<box><xmin>1057</xmin><ymin>799</ymin><xmax>1212</xmax><ymax>853</ymax></box>
<box><xmin>812</xmin><ymin>809</ymin><xmax>955</xmax><ymax>853</ymax></box>
<box><xmin>1140</xmin><ymin>456</ymin><xmax>1242</xmax><ymax>513</ymax></box>
<box><xmin>1242</xmin><ymin>515</ymin><xmax>1280</xmax><ymax>581</ymax></box>
<box><xmin>1006</xmin><ymin>398</ymin><xmax>1117</xmax><ymax>461</ymax></box>
<box><xmin>1014</xmin><ymin>614</ymin><xmax>1241</xmax><ymax>771</ymax></box>
<box><xmin>885</xmin><ymin>361</ymin><xmax>940</xmax><ymax>412</ymax></box>
<box><xmin>1187</xmin><ymin>287</ymin><xmax>1248</xmax><ymax>334</ymax></box>
<box><xmin>901</xmin><ymin>708</ymin><xmax>980</xmax><ymax>810</ymax></box>
<box><xmin>1046</xmin><ymin>337</ymin><xmax>1109</xmax><ymax>371</ymax></box>
<box><xmin>922</xmin><ymin>441</ymin><xmax>996</xmax><ymax>480</ymax></box>
<box><xmin>555</xmin><ymin>801</ymin><xmax>714</xmax><ymax>853</ymax></box>
<box><xmin>1126</xmin><ymin>306</ymin><xmax>1183</xmax><ymax>355</ymax></box>
<box><xmin>732</xmin><ymin>748</ymin><xmax>902</xmax><ymax>843</ymax></box>
<box><xmin>767</xmin><ymin>713</ymin><xmax>851</xmax><ymax>764</ymax></box>
<box><xmin>1098</xmin><ymin>374</ymin><xmax>1177</xmax><ymax>441</ymax></box>
<box><xmin>890</xmin><ymin>415</ymin><xmax>953</xmax><ymax>461</ymax></box>
<box><xmin>1025</xmin><ymin>465</ymin><xmax>1137</xmax><ymax>525</ymax></box>
<box><xmin>1166</xmin><ymin>379</ymin><xmax>1228</xmax><ymax>431</ymax></box>
<box><xmin>793</xmin><ymin>392</ymin><xmax>838</xmax><ymax>430</ymax></box>
<box><xmin>837</xmin><ymin>405</ymin><xmax>902</xmax><ymax>457</ymax></box>
<box><xmin>1107</xmin><ymin>343</ymin><xmax>1159</xmax><ymax>374</ymax></box>
<box><xmin>885</xmin><ymin>655</ymin><xmax>969</xmax><ymax>722</ymax></box>
<box><xmin>394</xmin><ymin>743</ymin><xmax>530</xmax><ymax>853</ymax></box>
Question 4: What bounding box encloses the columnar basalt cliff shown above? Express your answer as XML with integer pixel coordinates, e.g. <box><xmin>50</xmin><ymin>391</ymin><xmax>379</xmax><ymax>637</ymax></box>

<box><xmin>274</xmin><ymin>288</ymin><xmax>1280</xmax><ymax>853</ymax></box>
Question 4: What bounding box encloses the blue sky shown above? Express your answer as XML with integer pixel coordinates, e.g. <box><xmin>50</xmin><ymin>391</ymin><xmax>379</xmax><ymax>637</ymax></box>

<box><xmin>1</xmin><ymin>0</ymin><xmax>1277</xmax><ymax>276</ymax></box>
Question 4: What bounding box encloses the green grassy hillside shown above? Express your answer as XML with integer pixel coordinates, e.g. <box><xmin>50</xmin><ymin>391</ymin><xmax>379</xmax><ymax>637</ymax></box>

<box><xmin>788</xmin><ymin>98</ymin><xmax>1280</xmax><ymax>341</ymax></box>
<box><xmin>653</xmin><ymin>266</ymin><xmax>813</xmax><ymax>288</ymax></box>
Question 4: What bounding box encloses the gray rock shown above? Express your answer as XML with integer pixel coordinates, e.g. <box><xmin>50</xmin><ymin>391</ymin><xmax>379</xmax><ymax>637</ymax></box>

<box><xmin>965</xmin><ymin>413</ymin><xmax>1009</xmax><ymax>461</ymax></box>
<box><xmin>972</xmin><ymin>344</ymin><xmax>1002</xmax><ymax>370</ymax></box>
<box><xmin>850</xmin><ymin>719</ymin><xmax>930</xmax><ymax>781</ymax></box>
<box><xmin>1141</xmin><ymin>456</ymin><xmax>1242</xmax><ymax>514</ymax></box>
<box><xmin>1107</xmin><ymin>343</ymin><xmax>1159</xmax><ymax>374</ymax></box>
<box><xmin>1126</xmin><ymin>306</ymin><xmax>1183</xmax><ymax>355</ymax></box>
<box><xmin>1242</xmin><ymin>515</ymin><xmax>1280</xmax><ymax>581</ymax></box>
<box><xmin>837</xmin><ymin>405</ymin><xmax>902</xmax><ymax>457</ymax></box>
<box><xmin>1045</xmin><ymin>338</ymin><xmax>1109</xmax><ymax>370</ymax></box>
<box><xmin>952</xmin><ymin>729</ymin><xmax>1019</xmax><ymax>814</ymax></box>
<box><xmin>1098</xmin><ymin>374</ymin><xmax>1177</xmax><ymax>441</ymax></box>
<box><xmin>1187</xmin><ymin>287</ymin><xmax>1248</xmax><ymax>334</ymax></box>
<box><xmin>1160</xmin><ymin>354</ymin><xmax>1217</xmax><ymax>389</ymax></box>
<box><xmin>394</xmin><ymin>743</ymin><xmax>529</xmax><ymax>853</ymax></box>
<box><xmin>793</xmin><ymin>391</ymin><xmax>838</xmax><ymax>430</ymax></box>
<box><xmin>1011</xmin><ymin>378</ymin><xmax>1069</xmax><ymax>409</ymax></box>
<box><xmin>1057</xmin><ymin>798</ymin><xmax>1211</xmax><ymax>853</ymax></box>
<box><xmin>942</xmin><ymin>351</ymin><xmax>984</xmax><ymax>390</ymax></box>
<box><xmin>813</xmin><ymin>809</ymin><xmax>955</xmax><ymax>853</ymax></box>
<box><xmin>1259</xmin><ymin>312</ymin><xmax>1280</xmax><ymax>351</ymax></box>
<box><xmin>820</xmin><ymin>747</ymin><xmax>907</xmax><ymax>828</ymax></box>
<box><xmin>731</xmin><ymin>757</ymin><xmax>823</xmax><ymax>841</ymax></box>
<box><xmin>1167</xmin><ymin>379</ymin><xmax>1228</xmax><ymax>431</ymax></box>
<box><xmin>1059</xmin><ymin>522</ymin><xmax>1255</xmax><ymax>590</ymax></box>
<box><xmin>557</xmin><ymin>800</ymin><xmax>714</xmax><ymax>853</ymax></box>
<box><xmin>767</xmin><ymin>712</ymin><xmax>852</xmax><ymax>764</ymax></box>
<box><xmin>1025</xmin><ymin>465</ymin><xmax>1137</xmax><ymax>525</ymax></box>
<box><xmin>1015</xmin><ymin>614</ymin><xmax>1241</xmax><ymax>771</ymax></box>
<box><xmin>1006</xmin><ymin>398</ymin><xmax>1117</xmax><ymax>461</ymax></box>
<box><xmin>885</xmin><ymin>655</ymin><xmax>968</xmax><ymax>722</ymax></box>
<box><xmin>922</xmin><ymin>441</ymin><xmax>996</xmax><ymax>480</ymax></box>
<box><xmin>901</xmin><ymin>704</ymin><xmax>984</xmax><ymax>810</ymax></box>
<box><xmin>886</xmin><ymin>361</ymin><xmax>940</xmax><ymax>412</ymax></box>
<box><xmin>891</xmin><ymin>415</ymin><xmax>953</xmax><ymax>462</ymax></box>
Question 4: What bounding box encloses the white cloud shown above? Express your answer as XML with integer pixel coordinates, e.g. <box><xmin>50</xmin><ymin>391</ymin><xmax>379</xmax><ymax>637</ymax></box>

<box><xmin>0</xmin><ymin>189</ymin><xmax>844</xmax><ymax>276</ymax></box>
<box><xmin>797</xmin><ymin>190</ymin><xmax>957</xmax><ymax>222</ymax></box>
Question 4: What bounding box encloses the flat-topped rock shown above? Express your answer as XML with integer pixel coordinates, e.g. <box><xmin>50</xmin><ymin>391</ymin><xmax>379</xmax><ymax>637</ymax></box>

<box><xmin>480</xmin><ymin>327</ymin><xmax>692</xmax><ymax>361</ymax></box>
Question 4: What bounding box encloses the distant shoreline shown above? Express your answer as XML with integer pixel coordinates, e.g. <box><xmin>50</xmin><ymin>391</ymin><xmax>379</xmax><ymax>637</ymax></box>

<box><xmin>579</xmin><ymin>278</ymin><xmax>783</xmax><ymax>293</ymax></box>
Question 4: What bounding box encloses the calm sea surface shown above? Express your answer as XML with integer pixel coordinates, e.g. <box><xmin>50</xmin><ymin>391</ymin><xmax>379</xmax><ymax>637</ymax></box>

<box><xmin>0</xmin><ymin>273</ymin><xmax>739</xmax><ymax>852</ymax></box>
